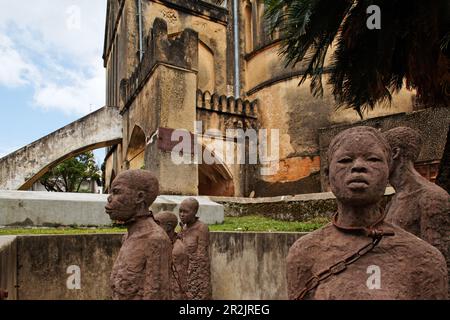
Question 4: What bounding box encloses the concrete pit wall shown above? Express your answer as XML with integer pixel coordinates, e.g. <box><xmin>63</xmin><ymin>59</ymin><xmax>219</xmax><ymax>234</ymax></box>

<box><xmin>211</xmin><ymin>232</ymin><xmax>303</xmax><ymax>299</ymax></box>
<box><xmin>1</xmin><ymin>232</ymin><xmax>305</xmax><ymax>300</ymax></box>
<box><xmin>0</xmin><ymin>236</ymin><xmax>17</xmax><ymax>300</ymax></box>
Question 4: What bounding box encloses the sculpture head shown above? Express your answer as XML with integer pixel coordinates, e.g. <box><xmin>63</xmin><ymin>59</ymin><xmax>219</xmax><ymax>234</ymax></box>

<box><xmin>383</xmin><ymin>127</ymin><xmax>422</xmax><ymax>183</ymax></box>
<box><xmin>326</xmin><ymin>126</ymin><xmax>392</xmax><ymax>206</ymax></box>
<box><xmin>105</xmin><ymin>169</ymin><xmax>159</xmax><ymax>223</ymax></box>
<box><xmin>179</xmin><ymin>197</ymin><xmax>199</xmax><ymax>225</ymax></box>
<box><xmin>154</xmin><ymin>211</ymin><xmax>178</xmax><ymax>240</ymax></box>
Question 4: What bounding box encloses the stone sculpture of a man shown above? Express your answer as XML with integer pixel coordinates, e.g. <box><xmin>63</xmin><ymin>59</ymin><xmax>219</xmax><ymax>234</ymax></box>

<box><xmin>179</xmin><ymin>198</ymin><xmax>212</xmax><ymax>300</ymax></box>
<box><xmin>154</xmin><ymin>211</ymin><xmax>189</xmax><ymax>300</ymax></box>
<box><xmin>286</xmin><ymin>126</ymin><xmax>448</xmax><ymax>300</ymax></box>
<box><xmin>384</xmin><ymin>127</ymin><xmax>450</xmax><ymax>292</ymax></box>
<box><xmin>105</xmin><ymin>169</ymin><xmax>172</xmax><ymax>300</ymax></box>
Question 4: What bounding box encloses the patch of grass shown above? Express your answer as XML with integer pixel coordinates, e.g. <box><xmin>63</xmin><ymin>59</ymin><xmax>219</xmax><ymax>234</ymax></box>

<box><xmin>0</xmin><ymin>216</ymin><xmax>329</xmax><ymax>235</ymax></box>
<box><xmin>209</xmin><ymin>215</ymin><xmax>329</xmax><ymax>232</ymax></box>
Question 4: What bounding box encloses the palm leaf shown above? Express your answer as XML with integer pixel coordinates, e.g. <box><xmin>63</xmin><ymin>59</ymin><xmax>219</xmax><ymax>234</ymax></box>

<box><xmin>265</xmin><ymin>0</ymin><xmax>450</xmax><ymax>116</ymax></box>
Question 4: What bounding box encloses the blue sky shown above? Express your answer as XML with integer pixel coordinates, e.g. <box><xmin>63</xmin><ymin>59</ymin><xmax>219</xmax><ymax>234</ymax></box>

<box><xmin>0</xmin><ymin>0</ymin><xmax>107</xmax><ymax>164</ymax></box>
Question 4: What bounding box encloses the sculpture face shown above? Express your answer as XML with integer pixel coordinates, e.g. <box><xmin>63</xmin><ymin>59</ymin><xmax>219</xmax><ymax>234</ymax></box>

<box><xmin>158</xmin><ymin>220</ymin><xmax>173</xmax><ymax>234</ymax></box>
<box><xmin>328</xmin><ymin>135</ymin><xmax>389</xmax><ymax>205</ymax></box>
<box><xmin>179</xmin><ymin>200</ymin><xmax>197</xmax><ymax>225</ymax></box>
<box><xmin>154</xmin><ymin>212</ymin><xmax>178</xmax><ymax>236</ymax></box>
<box><xmin>105</xmin><ymin>177</ymin><xmax>139</xmax><ymax>222</ymax></box>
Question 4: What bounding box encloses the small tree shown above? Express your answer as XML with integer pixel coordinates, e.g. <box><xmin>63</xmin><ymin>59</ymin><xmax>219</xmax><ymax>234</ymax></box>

<box><xmin>40</xmin><ymin>152</ymin><xmax>101</xmax><ymax>192</ymax></box>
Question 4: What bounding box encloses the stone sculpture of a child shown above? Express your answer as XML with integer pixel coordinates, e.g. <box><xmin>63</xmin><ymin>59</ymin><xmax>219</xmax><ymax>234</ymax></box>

<box><xmin>154</xmin><ymin>211</ymin><xmax>189</xmax><ymax>300</ymax></box>
<box><xmin>179</xmin><ymin>198</ymin><xmax>212</xmax><ymax>300</ymax></box>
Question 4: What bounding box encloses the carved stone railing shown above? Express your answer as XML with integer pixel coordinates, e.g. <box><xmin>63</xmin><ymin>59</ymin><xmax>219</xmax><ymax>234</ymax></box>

<box><xmin>196</xmin><ymin>90</ymin><xmax>258</xmax><ymax>119</ymax></box>
<box><xmin>196</xmin><ymin>90</ymin><xmax>259</xmax><ymax>133</ymax></box>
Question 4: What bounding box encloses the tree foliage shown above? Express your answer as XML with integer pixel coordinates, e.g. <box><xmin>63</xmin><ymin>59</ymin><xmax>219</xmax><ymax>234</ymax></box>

<box><xmin>265</xmin><ymin>0</ymin><xmax>450</xmax><ymax>117</ymax></box>
<box><xmin>40</xmin><ymin>152</ymin><xmax>101</xmax><ymax>193</ymax></box>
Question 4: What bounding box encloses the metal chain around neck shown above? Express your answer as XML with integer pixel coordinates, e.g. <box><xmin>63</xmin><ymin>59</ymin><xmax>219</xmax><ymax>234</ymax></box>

<box><xmin>124</xmin><ymin>210</ymin><xmax>153</xmax><ymax>225</ymax></box>
<box><xmin>295</xmin><ymin>211</ymin><xmax>395</xmax><ymax>300</ymax></box>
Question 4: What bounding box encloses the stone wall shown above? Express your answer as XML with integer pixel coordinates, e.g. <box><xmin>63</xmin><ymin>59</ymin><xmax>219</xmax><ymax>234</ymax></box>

<box><xmin>211</xmin><ymin>232</ymin><xmax>302</xmax><ymax>299</ymax></box>
<box><xmin>240</xmin><ymin>0</ymin><xmax>416</xmax><ymax>196</ymax></box>
<box><xmin>0</xmin><ymin>232</ymin><xmax>306</xmax><ymax>300</ymax></box>
<box><xmin>0</xmin><ymin>236</ymin><xmax>17</xmax><ymax>300</ymax></box>
<box><xmin>247</xmin><ymin>76</ymin><xmax>416</xmax><ymax>196</ymax></box>
<box><xmin>0</xmin><ymin>192</ymin><xmax>224</xmax><ymax>227</ymax></box>
<box><xmin>212</xmin><ymin>187</ymin><xmax>395</xmax><ymax>221</ymax></box>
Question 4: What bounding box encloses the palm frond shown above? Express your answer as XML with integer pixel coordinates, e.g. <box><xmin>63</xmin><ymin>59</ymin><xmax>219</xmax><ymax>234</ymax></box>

<box><xmin>265</xmin><ymin>0</ymin><xmax>450</xmax><ymax>116</ymax></box>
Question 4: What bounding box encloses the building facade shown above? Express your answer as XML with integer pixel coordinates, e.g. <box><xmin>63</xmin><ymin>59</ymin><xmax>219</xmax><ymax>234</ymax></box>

<box><xmin>102</xmin><ymin>0</ymin><xmax>418</xmax><ymax>197</ymax></box>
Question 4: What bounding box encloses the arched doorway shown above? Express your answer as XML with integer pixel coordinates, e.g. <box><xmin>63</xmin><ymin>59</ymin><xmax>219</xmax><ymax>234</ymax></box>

<box><xmin>198</xmin><ymin>145</ymin><xmax>235</xmax><ymax>197</ymax></box>
<box><xmin>126</xmin><ymin>125</ymin><xmax>146</xmax><ymax>170</ymax></box>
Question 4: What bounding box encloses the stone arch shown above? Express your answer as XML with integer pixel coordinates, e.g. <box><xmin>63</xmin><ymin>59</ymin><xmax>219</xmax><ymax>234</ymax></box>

<box><xmin>198</xmin><ymin>144</ymin><xmax>235</xmax><ymax>197</ymax></box>
<box><xmin>0</xmin><ymin>107</ymin><xmax>122</xmax><ymax>190</ymax></box>
<box><xmin>198</xmin><ymin>40</ymin><xmax>215</xmax><ymax>93</ymax></box>
<box><xmin>126</xmin><ymin>125</ymin><xmax>146</xmax><ymax>170</ymax></box>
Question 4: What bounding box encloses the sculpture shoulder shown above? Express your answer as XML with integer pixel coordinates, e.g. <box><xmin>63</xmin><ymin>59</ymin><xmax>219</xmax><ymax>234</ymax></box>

<box><xmin>199</xmin><ymin>221</ymin><xmax>210</xmax><ymax>233</ymax></box>
<box><xmin>193</xmin><ymin>220</ymin><xmax>209</xmax><ymax>234</ymax></box>
<box><xmin>388</xmin><ymin>224</ymin><xmax>448</xmax><ymax>297</ymax></box>
<box><xmin>387</xmin><ymin>224</ymin><xmax>446</xmax><ymax>264</ymax></box>
<box><xmin>138</xmin><ymin>220</ymin><xmax>172</xmax><ymax>245</ymax></box>
<box><xmin>287</xmin><ymin>224</ymin><xmax>334</xmax><ymax>262</ymax></box>
<box><xmin>417</xmin><ymin>185</ymin><xmax>450</xmax><ymax>212</ymax></box>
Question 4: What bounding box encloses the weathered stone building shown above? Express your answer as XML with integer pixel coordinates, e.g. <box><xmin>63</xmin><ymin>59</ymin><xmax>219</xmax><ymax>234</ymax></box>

<box><xmin>0</xmin><ymin>0</ymin><xmax>445</xmax><ymax>195</ymax></box>
<box><xmin>101</xmin><ymin>0</ymin><xmax>437</xmax><ymax>197</ymax></box>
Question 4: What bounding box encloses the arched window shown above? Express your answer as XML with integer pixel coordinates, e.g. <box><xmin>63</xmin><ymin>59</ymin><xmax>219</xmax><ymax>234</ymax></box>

<box><xmin>198</xmin><ymin>41</ymin><xmax>216</xmax><ymax>93</ymax></box>
<box><xmin>244</xmin><ymin>2</ymin><xmax>253</xmax><ymax>53</ymax></box>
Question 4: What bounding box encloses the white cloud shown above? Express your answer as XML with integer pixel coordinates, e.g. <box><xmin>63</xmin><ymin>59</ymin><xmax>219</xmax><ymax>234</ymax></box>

<box><xmin>0</xmin><ymin>34</ymin><xmax>39</xmax><ymax>87</ymax></box>
<box><xmin>0</xmin><ymin>1</ymin><xmax>107</xmax><ymax>63</ymax></box>
<box><xmin>0</xmin><ymin>0</ymin><xmax>107</xmax><ymax>115</ymax></box>
<box><xmin>33</xmin><ymin>63</ymin><xmax>105</xmax><ymax>115</ymax></box>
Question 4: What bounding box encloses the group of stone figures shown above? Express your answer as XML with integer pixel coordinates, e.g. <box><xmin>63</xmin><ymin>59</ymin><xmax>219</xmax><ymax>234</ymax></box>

<box><xmin>105</xmin><ymin>173</ymin><xmax>211</xmax><ymax>300</ymax></box>
<box><xmin>105</xmin><ymin>126</ymin><xmax>449</xmax><ymax>300</ymax></box>
<box><xmin>287</xmin><ymin>126</ymin><xmax>449</xmax><ymax>300</ymax></box>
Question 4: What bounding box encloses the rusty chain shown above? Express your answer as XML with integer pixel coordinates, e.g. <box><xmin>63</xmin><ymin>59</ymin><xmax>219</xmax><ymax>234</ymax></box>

<box><xmin>171</xmin><ymin>261</ymin><xmax>188</xmax><ymax>298</ymax></box>
<box><xmin>295</xmin><ymin>211</ymin><xmax>395</xmax><ymax>300</ymax></box>
<box><xmin>170</xmin><ymin>233</ymin><xmax>189</xmax><ymax>299</ymax></box>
